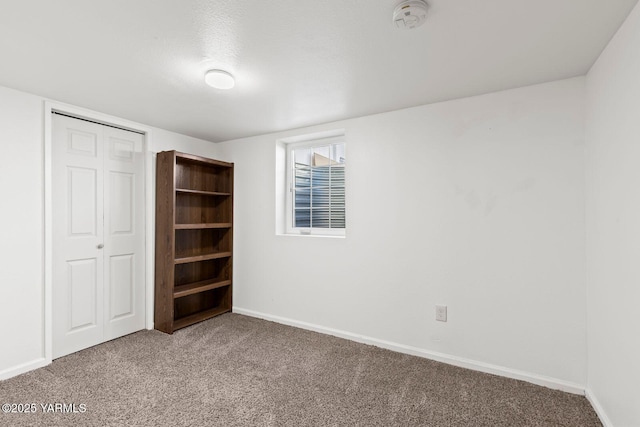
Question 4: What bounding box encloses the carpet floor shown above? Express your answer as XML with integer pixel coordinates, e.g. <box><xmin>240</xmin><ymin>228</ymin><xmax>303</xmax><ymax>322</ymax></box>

<box><xmin>0</xmin><ymin>313</ymin><xmax>600</xmax><ymax>426</ymax></box>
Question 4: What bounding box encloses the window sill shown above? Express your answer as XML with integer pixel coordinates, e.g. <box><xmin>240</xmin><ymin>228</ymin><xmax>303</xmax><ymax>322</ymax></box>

<box><xmin>277</xmin><ymin>232</ymin><xmax>346</xmax><ymax>239</ymax></box>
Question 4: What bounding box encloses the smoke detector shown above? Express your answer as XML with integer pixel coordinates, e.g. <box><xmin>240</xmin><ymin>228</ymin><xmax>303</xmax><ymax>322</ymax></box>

<box><xmin>393</xmin><ymin>0</ymin><xmax>429</xmax><ymax>29</ymax></box>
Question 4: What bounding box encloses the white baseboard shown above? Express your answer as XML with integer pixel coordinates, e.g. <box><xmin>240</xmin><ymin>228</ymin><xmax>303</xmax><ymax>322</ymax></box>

<box><xmin>585</xmin><ymin>388</ymin><xmax>613</xmax><ymax>427</ymax></box>
<box><xmin>0</xmin><ymin>358</ymin><xmax>49</xmax><ymax>381</ymax></box>
<box><xmin>233</xmin><ymin>306</ymin><xmax>585</xmax><ymax>395</ymax></box>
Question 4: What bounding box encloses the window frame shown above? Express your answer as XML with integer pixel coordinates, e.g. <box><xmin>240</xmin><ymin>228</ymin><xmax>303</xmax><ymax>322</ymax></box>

<box><xmin>285</xmin><ymin>136</ymin><xmax>346</xmax><ymax>237</ymax></box>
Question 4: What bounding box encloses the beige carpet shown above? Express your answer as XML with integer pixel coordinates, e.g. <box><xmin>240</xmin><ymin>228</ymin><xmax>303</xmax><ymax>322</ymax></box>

<box><xmin>0</xmin><ymin>313</ymin><xmax>600</xmax><ymax>426</ymax></box>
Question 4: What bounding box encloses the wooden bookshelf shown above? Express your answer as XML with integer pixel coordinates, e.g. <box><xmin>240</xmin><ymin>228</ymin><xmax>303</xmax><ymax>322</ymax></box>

<box><xmin>173</xmin><ymin>279</ymin><xmax>232</xmax><ymax>299</ymax></box>
<box><xmin>176</xmin><ymin>188</ymin><xmax>231</xmax><ymax>196</ymax></box>
<box><xmin>174</xmin><ymin>223</ymin><xmax>232</xmax><ymax>230</ymax></box>
<box><xmin>154</xmin><ymin>151</ymin><xmax>233</xmax><ymax>334</ymax></box>
<box><xmin>173</xmin><ymin>306</ymin><xmax>230</xmax><ymax>331</ymax></box>
<box><xmin>174</xmin><ymin>252</ymin><xmax>232</xmax><ymax>265</ymax></box>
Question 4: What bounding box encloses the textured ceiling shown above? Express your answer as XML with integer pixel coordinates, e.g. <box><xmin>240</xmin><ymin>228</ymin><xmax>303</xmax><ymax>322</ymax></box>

<box><xmin>0</xmin><ymin>0</ymin><xmax>637</xmax><ymax>142</ymax></box>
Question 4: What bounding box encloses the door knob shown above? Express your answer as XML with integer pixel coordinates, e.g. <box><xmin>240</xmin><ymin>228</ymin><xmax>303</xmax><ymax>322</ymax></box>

<box><xmin>97</xmin><ymin>244</ymin><xmax>104</xmax><ymax>249</ymax></box>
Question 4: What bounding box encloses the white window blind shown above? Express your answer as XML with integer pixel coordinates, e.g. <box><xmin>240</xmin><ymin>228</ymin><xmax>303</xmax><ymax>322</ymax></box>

<box><xmin>287</xmin><ymin>138</ymin><xmax>345</xmax><ymax>235</ymax></box>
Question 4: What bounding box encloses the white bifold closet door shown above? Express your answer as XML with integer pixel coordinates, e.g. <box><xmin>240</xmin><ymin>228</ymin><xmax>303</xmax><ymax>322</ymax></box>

<box><xmin>52</xmin><ymin>114</ymin><xmax>145</xmax><ymax>359</ymax></box>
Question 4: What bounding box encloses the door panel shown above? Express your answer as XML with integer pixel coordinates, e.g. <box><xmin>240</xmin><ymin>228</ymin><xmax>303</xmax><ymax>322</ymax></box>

<box><xmin>110</xmin><ymin>137</ymin><xmax>135</xmax><ymax>162</ymax></box>
<box><xmin>103</xmin><ymin>127</ymin><xmax>145</xmax><ymax>339</ymax></box>
<box><xmin>52</xmin><ymin>114</ymin><xmax>145</xmax><ymax>358</ymax></box>
<box><xmin>109</xmin><ymin>171</ymin><xmax>134</xmax><ymax>234</ymax></box>
<box><xmin>53</xmin><ymin>115</ymin><xmax>104</xmax><ymax>358</ymax></box>
<box><xmin>68</xmin><ymin>167</ymin><xmax>97</xmax><ymax>236</ymax></box>
<box><xmin>109</xmin><ymin>254</ymin><xmax>134</xmax><ymax>320</ymax></box>
<box><xmin>68</xmin><ymin>129</ymin><xmax>97</xmax><ymax>156</ymax></box>
<box><xmin>67</xmin><ymin>258</ymin><xmax>98</xmax><ymax>331</ymax></box>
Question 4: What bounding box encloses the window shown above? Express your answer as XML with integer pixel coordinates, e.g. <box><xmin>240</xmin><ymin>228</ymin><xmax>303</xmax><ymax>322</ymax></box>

<box><xmin>286</xmin><ymin>136</ymin><xmax>346</xmax><ymax>236</ymax></box>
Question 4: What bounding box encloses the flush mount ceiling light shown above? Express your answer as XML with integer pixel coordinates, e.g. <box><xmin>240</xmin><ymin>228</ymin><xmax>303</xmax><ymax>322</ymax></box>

<box><xmin>393</xmin><ymin>0</ymin><xmax>429</xmax><ymax>29</ymax></box>
<box><xmin>205</xmin><ymin>69</ymin><xmax>235</xmax><ymax>89</ymax></box>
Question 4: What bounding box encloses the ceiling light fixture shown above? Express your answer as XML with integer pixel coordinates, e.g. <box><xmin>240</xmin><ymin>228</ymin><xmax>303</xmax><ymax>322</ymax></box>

<box><xmin>393</xmin><ymin>0</ymin><xmax>429</xmax><ymax>29</ymax></box>
<box><xmin>205</xmin><ymin>69</ymin><xmax>235</xmax><ymax>89</ymax></box>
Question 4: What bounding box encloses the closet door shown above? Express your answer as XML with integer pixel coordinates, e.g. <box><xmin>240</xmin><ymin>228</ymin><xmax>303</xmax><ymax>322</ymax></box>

<box><xmin>52</xmin><ymin>115</ymin><xmax>105</xmax><ymax>358</ymax></box>
<box><xmin>52</xmin><ymin>114</ymin><xmax>145</xmax><ymax>358</ymax></box>
<box><xmin>103</xmin><ymin>127</ymin><xmax>145</xmax><ymax>339</ymax></box>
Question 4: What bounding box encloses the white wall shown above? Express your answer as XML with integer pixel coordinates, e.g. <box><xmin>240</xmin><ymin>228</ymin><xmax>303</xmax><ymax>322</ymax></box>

<box><xmin>217</xmin><ymin>77</ymin><xmax>587</xmax><ymax>388</ymax></box>
<box><xmin>585</xmin><ymin>1</ymin><xmax>640</xmax><ymax>425</ymax></box>
<box><xmin>0</xmin><ymin>86</ymin><xmax>45</xmax><ymax>375</ymax></box>
<box><xmin>0</xmin><ymin>84</ymin><xmax>219</xmax><ymax>378</ymax></box>
<box><xmin>151</xmin><ymin>127</ymin><xmax>221</xmax><ymax>156</ymax></box>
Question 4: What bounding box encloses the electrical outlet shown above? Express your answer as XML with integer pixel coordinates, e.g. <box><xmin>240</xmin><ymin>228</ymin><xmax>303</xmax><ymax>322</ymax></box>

<box><xmin>436</xmin><ymin>305</ymin><xmax>447</xmax><ymax>322</ymax></box>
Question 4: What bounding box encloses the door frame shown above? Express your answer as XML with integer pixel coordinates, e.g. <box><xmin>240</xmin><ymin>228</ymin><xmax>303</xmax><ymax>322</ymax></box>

<box><xmin>44</xmin><ymin>101</ymin><xmax>155</xmax><ymax>364</ymax></box>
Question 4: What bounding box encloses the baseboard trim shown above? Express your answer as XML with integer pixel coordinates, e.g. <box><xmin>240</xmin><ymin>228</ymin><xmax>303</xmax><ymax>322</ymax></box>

<box><xmin>585</xmin><ymin>388</ymin><xmax>613</xmax><ymax>427</ymax></box>
<box><xmin>233</xmin><ymin>306</ymin><xmax>585</xmax><ymax>395</ymax></box>
<box><xmin>0</xmin><ymin>358</ymin><xmax>49</xmax><ymax>381</ymax></box>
